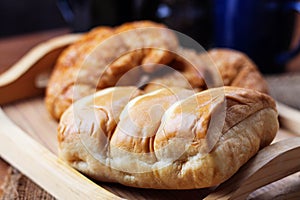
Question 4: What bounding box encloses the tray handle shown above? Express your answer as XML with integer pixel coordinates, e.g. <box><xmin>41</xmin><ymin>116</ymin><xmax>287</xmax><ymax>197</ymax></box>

<box><xmin>205</xmin><ymin>137</ymin><xmax>300</xmax><ymax>200</ymax></box>
<box><xmin>0</xmin><ymin>34</ymin><xmax>81</xmax><ymax>105</ymax></box>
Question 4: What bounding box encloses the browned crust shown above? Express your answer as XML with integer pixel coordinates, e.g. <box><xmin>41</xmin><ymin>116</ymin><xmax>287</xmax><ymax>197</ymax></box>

<box><xmin>46</xmin><ymin>21</ymin><xmax>268</xmax><ymax>121</ymax></box>
<box><xmin>58</xmin><ymin>86</ymin><xmax>278</xmax><ymax>189</ymax></box>
<box><xmin>207</xmin><ymin>49</ymin><xmax>269</xmax><ymax>93</ymax></box>
<box><xmin>46</xmin><ymin>21</ymin><xmax>178</xmax><ymax>120</ymax></box>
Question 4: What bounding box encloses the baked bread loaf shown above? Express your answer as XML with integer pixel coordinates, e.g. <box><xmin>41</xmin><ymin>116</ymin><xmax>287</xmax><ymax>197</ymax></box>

<box><xmin>58</xmin><ymin>86</ymin><xmax>278</xmax><ymax>189</ymax></box>
<box><xmin>45</xmin><ymin>21</ymin><xmax>268</xmax><ymax>121</ymax></box>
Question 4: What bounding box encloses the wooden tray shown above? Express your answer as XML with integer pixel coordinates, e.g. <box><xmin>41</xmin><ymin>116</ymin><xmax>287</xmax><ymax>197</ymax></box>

<box><xmin>0</xmin><ymin>34</ymin><xmax>300</xmax><ymax>199</ymax></box>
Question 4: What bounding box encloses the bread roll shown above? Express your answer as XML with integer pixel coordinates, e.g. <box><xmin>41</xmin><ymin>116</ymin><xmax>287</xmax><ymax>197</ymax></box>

<box><xmin>58</xmin><ymin>86</ymin><xmax>278</xmax><ymax>189</ymax></box>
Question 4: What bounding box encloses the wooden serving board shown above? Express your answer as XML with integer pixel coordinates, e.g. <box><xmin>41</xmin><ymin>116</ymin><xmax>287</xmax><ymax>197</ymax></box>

<box><xmin>0</xmin><ymin>33</ymin><xmax>300</xmax><ymax>199</ymax></box>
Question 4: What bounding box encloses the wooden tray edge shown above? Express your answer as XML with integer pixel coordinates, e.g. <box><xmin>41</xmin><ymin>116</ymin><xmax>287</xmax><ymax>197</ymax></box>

<box><xmin>0</xmin><ymin>107</ymin><xmax>122</xmax><ymax>200</ymax></box>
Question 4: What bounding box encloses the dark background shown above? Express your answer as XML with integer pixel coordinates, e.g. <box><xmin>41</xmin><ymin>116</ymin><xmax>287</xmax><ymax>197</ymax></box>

<box><xmin>0</xmin><ymin>0</ymin><xmax>212</xmax><ymax>48</ymax></box>
<box><xmin>0</xmin><ymin>0</ymin><xmax>299</xmax><ymax>72</ymax></box>
<box><xmin>0</xmin><ymin>0</ymin><xmax>67</xmax><ymax>37</ymax></box>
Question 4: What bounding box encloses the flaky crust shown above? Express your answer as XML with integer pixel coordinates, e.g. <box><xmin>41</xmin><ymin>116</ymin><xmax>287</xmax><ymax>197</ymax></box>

<box><xmin>58</xmin><ymin>86</ymin><xmax>278</xmax><ymax>189</ymax></box>
<box><xmin>46</xmin><ymin>21</ymin><xmax>268</xmax><ymax>121</ymax></box>
<box><xmin>207</xmin><ymin>49</ymin><xmax>269</xmax><ymax>93</ymax></box>
<box><xmin>45</xmin><ymin>21</ymin><xmax>178</xmax><ymax>120</ymax></box>
<box><xmin>144</xmin><ymin>48</ymin><xmax>269</xmax><ymax>94</ymax></box>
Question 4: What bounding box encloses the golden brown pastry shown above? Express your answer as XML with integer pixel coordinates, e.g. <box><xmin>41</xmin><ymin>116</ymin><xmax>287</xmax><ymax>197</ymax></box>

<box><xmin>58</xmin><ymin>86</ymin><xmax>278</xmax><ymax>189</ymax></box>
<box><xmin>46</xmin><ymin>21</ymin><xmax>268</xmax><ymax>121</ymax></box>
<box><xmin>144</xmin><ymin>48</ymin><xmax>269</xmax><ymax>94</ymax></box>
<box><xmin>143</xmin><ymin>48</ymin><xmax>208</xmax><ymax>93</ymax></box>
<box><xmin>206</xmin><ymin>49</ymin><xmax>269</xmax><ymax>93</ymax></box>
<box><xmin>46</xmin><ymin>21</ymin><xmax>178</xmax><ymax>120</ymax></box>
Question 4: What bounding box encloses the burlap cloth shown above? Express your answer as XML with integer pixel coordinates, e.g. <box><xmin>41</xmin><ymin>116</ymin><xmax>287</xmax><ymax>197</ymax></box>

<box><xmin>265</xmin><ymin>72</ymin><xmax>300</xmax><ymax>110</ymax></box>
<box><xmin>1</xmin><ymin>168</ymin><xmax>54</xmax><ymax>200</ymax></box>
<box><xmin>0</xmin><ymin>73</ymin><xmax>299</xmax><ymax>199</ymax></box>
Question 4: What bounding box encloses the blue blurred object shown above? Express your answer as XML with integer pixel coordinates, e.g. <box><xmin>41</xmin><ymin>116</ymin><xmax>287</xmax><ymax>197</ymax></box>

<box><xmin>213</xmin><ymin>0</ymin><xmax>300</xmax><ymax>73</ymax></box>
